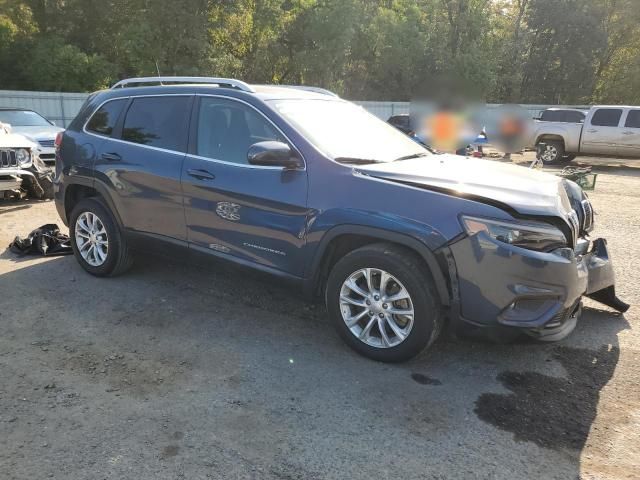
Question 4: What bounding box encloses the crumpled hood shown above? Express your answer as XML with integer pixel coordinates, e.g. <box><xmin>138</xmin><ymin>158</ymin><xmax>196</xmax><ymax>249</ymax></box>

<box><xmin>357</xmin><ymin>154</ymin><xmax>572</xmax><ymax>217</ymax></box>
<box><xmin>0</xmin><ymin>131</ymin><xmax>39</xmax><ymax>150</ymax></box>
<box><xmin>9</xmin><ymin>125</ymin><xmax>63</xmax><ymax>141</ymax></box>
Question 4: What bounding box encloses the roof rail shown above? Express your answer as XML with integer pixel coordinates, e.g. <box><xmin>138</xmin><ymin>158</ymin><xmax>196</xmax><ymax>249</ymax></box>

<box><xmin>276</xmin><ymin>85</ymin><xmax>339</xmax><ymax>97</ymax></box>
<box><xmin>111</xmin><ymin>76</ymin><xmax>256</xmax><ymax>93</ymax></box>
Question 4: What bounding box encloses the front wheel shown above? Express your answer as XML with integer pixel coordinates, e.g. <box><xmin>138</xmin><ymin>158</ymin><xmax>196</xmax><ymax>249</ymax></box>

<box><xmin>69</xmin><ymin>197</ymin><xmax>133</xmax><ymax>276</ymax></box>
<box><xmin>325</xmin><ymin>243</ymin><xmax>443</xmax><ymax>362</ymax></box>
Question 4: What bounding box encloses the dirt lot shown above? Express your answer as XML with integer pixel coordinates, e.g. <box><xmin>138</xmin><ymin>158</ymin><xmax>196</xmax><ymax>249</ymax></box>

<box><xmin>1</xmin><ymin>155</ymin><xmax>639</xmax><ymax>479</ymax></box>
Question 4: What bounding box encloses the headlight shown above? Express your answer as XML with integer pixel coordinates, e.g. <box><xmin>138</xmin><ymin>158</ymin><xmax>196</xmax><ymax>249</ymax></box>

<box><xmin>461</xmin><ymin>215</ymin><xmax>567</xmax><ymax>251</ymax></box>
<box><xmin>15</xmin><ymin>148</ymin><xmax>30</xmax><ymax>164</ymax></box>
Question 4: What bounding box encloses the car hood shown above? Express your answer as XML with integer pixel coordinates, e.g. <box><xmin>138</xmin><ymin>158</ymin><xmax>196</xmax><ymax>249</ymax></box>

<box><xmin>357</xmin><ymin>154</ymin><xmax>572</xmax><ymax>217</ymax></box>
<box><xmin>0</xmin><ymin>132</ymin><xmax>38</xmax><ymax>149</ymax></box>
<box><xmin>9</xmin><ymin>125</ymin><xmax>64</xmax><ymax>141</ymax></box>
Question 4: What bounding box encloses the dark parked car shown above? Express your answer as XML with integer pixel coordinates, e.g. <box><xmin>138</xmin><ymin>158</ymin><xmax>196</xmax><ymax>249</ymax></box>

<box><xmin>387</xmin><ymin>114</ymin><xmax>412</xmax><ymax>134</ymax></box>
<box><xmin>55</xmin><ymin>77</ymin><xmax>626</xmax><ymax>362</ymax></box>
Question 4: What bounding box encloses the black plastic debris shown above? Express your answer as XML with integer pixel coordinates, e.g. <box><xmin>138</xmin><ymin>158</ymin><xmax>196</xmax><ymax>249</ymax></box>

<box><xmin>9</xmin><ymin>224</ymin><xmax>73</xmax><ymax>256</ymax></box>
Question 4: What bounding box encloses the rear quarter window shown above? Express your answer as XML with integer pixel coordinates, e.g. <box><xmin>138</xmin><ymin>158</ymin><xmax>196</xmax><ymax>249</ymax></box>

<box><xmin>85</xmin><ymin>99</ymin><xmax>127</xmax><ymax>136</ymax></box>
<box><xmin>590</xmin><ymin>109</ymin><xmax>623</xmax><ymax>127</ymax></box>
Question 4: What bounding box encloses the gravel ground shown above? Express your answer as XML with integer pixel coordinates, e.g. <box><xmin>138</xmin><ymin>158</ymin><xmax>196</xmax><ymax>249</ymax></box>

<box><xmin>0</xmin><ymin>154</ymin><xmax>638</xmax><ymax>479</ymax></box>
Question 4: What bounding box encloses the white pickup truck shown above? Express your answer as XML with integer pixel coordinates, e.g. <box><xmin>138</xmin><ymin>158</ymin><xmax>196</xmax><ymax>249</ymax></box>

<box><xmin>530</xmin><ymin>106</ymin><xmax>640</xmax><ymax>164</ymax></box>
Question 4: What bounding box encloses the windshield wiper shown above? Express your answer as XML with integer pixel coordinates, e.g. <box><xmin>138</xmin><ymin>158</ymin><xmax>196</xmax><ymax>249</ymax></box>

<box><xmin>334</xmin><ymin>157</ymin><xmax>382</xmax><ymax>165</ymax></box>
<box><xmin>393</xmin><ymin>152</ymin><xmax>429</xmax><ymax>162</ymax></box>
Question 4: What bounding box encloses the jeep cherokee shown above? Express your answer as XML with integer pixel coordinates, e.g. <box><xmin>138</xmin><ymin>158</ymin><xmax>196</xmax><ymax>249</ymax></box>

<box><xmin>54</xmin><ymin>76</ymin><xmax>626</xmax><ymax>362</ymax></box>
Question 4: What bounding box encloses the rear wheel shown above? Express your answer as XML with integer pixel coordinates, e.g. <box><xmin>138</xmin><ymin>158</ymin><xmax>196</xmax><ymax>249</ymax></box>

<box><xmin>69</xmin><ymin>198</ymin><xmax>133</xmax><ymax>276</ymax></box>
<box><xmin>325</xmin><ymin>243</ymin><xmax>443</xmax><ymax>362</ymax></box>
<box><xmin>537</xmin><ymin>140</ymin><xmax>566</xmax><ymax>165</ymax></box>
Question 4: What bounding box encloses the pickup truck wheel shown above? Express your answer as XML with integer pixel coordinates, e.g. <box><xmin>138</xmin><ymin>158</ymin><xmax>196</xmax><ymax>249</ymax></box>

<box><xmin>537</xmin><ymin>140</ymin><xmax>565</xmax><ymax>165</ymax></box>
<box><xmin>325</xmin><ymin>243</ymin><xmax>443</xmax><ymax>362</ymax></box>
<box><xmin>69</xmin><ymin>198</ymin><xmax>133</xmax><ymax>277</ymax></box>
<box><xmin>562</xmin><ymin>154</ymin><xmax>576</xmax><ymax>162</ymax></box>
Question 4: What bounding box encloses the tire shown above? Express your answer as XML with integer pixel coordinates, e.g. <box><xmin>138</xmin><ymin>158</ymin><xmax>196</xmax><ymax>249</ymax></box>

<box><xmin>325</xmin><ymin>243</ymin><xmax>443</xmax><ymax>362</ymax></box>
<box><xmin>69</xmin><ymin>197</ymin><xmax>133</xmax><ymax>277</ymax></box>
<box><xmin>537</xmin><ymin>140</ymin><xmax>565</xmax><ymax>165</ymax></box>
<box><xmin>37</xmin><ymin>173</ymin><xmax>54</xmax><ymax>199</ymax></box>
<box><xmin>562</xmin><ymin>154</ymin><xmax>576</xmax><ymax>162</ymax></box>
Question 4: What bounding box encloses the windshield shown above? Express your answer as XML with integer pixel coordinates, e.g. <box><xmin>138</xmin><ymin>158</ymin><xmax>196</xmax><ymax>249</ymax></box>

<box><xmin>0</xmin><ymin>110</ymin><xmax>51</xmax><ymax>127</ymax></box>
<box><xmin>271</xmin><ymin>99</ymin><xmax>430</xmax><ymax>163</ymax></box>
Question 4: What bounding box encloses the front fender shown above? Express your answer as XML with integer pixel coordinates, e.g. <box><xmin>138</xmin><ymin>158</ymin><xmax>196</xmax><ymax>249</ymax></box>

<box><xmin>304</xmin><ymin>220</ymin><xmax>451</xmax><ymax>306</ymax></box>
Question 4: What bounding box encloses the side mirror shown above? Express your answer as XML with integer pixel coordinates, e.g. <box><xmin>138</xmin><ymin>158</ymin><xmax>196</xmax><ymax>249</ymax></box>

<box><xmin>247</xmin><ymin>141</ymin><xmax>303</xmax><ymax>169</ymax></box>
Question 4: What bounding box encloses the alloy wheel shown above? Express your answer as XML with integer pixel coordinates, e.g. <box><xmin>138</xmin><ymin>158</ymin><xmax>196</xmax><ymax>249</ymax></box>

<box><xmin>75</xmin><ymin>211</ymin><xmax>109</xmax><ymax>267</ymax></box>
<box><xmin>339</xmin><ymin>268</ymin><xmax>415</xmax><ymax>348</ymax></box>
<box><xmin>541</xmin><ymin>145</ymin><xmax>558</xmax><ymax>163</ymax></box>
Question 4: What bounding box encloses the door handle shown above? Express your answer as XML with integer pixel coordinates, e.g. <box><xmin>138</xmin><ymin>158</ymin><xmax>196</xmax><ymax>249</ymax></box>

<box><xmin>101</xmin><ymin>152</ymin><xmax>121</xmax><ymax>162</ymax></box>
<box><xmin>622</xmin><ymin>131</ymin><xmax>635</xmax><ymax>135</ymax></box>
<box><xmin>586</xmin><ymin>129</ymin><xmax>598</xmax><ymax>133</ymax></box>
<box><xmin>187</xmin><ymin>168</ymin><xmax>215</xmax><ymax>180</ymax></box>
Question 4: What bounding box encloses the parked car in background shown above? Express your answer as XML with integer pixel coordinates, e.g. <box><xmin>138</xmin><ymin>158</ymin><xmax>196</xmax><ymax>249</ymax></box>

<box><xmin>531</xmin><ymin>106</ymin><xmax>640</xmax><ymax>164</ymax></box>
<box><xmin>0</xmin><ymin>122</ymin><xmax>53</xmax><ymax>199</ymax></box>
<box><xmin>0</xmin><ymin>108</ymin><xmax>64</xmax><ymax>166</ymax></box>
<box><xmin>387</xmin><ymin>114</ymin><xmax>412</xmax><ymax>134</ymax></box>
<box><xmin>56</xmin><ymin>76</ymin><xmax>625</xmax><ymax>362</ymax></box>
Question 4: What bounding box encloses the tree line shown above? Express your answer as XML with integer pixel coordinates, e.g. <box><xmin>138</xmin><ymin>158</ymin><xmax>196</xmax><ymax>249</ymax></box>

<box><xmin>1</xmin><ymin>0</ymin><xmax>639</xmax><ymax>103</ymax></box>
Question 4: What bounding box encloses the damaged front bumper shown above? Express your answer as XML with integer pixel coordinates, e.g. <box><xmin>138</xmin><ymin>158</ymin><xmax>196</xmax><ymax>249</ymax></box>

<box><xmin>447</xmin><ymin>233</ymin><xmax>628</xmax><ymax>340</ymax></box>
<box><xmin>0</xmin><ymin>168</ymin><xmax>35</xmax><ymax>193</ymax></box>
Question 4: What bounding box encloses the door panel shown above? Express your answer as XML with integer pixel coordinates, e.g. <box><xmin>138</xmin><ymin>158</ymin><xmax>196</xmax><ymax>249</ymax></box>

<box><xmin>618</xmin><ymin>109</ymin><xmax>640</xmax><ymax>157</ymax></box>
<box><xmin>581</xmin><ymin>108</ymin><xmax>623</xmax><ymax>155</ymax></box>
<box><xmin>93</xmin><ymin>95</ymin><xmax>192</xmax><ymax>240</ymax></box>
<box><xmin>183</xmin><ymin>96</ymin><xmax>309</xmax><ymax>276</ymax></box>
<box><xmin>183</xmin><ymin>158</ymin><xmax>308</xmax><ymax>275</ymax></box>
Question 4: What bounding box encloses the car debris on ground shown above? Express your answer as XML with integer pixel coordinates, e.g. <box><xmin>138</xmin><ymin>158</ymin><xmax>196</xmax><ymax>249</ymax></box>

<box><xmin>9</xmin><ymin>224</ymin><xmax>73</xmax><ymax>256</ymax></box>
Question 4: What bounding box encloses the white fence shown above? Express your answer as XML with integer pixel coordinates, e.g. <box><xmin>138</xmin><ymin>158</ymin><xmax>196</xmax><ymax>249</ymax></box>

<box><xmin>0</xmin><ymin>89</ymin><xmax>590</xmax><ymax>127</ymax></box>
<box><xmin>0</xmin><ymin>90</ymin><xmax>89</xmax><ymax>127</ymax></box>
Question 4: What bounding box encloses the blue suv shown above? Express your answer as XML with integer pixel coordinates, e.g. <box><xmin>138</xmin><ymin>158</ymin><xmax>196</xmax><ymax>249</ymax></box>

<box><xmin>54</xmin><ymin>77</ymin><xmax>627</xmax><ymax>362</ymax></box>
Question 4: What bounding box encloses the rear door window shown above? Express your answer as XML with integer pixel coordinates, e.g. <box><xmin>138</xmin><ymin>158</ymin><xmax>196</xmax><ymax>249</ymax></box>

<box><xmin>565</xmin><ymin>111</ymin><xmax>585</xmax><ymax>123</ymax></box>
<box><xmin>121</xmin><ymin>96</ymin><xmax>191</xmax><ymax>151</ymax></box>
<box><xmin>86</xmin><ymin>99</ymin><xmax>127</xmax><ymax>136</ymax></box>
<box><xmin>541</xmin><ymin>110</ymin><xmax>563</xmax><ymax>122</ymax></box>
<box><xmin>590</xmin><ymin>109</ymin><xmax>623</xmax><ymax>127</ymax></box>
<box><xmin>624</xmin><ymin>110</ymin><xmax>640</xmax><ymax>128</ymax></box>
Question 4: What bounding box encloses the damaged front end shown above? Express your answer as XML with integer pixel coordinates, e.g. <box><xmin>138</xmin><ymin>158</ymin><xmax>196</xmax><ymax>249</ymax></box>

<box><xmin>445</xmin><ymin>184</ymin><xmax>628</xmax><ymax>342</ymax></box>
<box><xmin>1</xmin><ymin>129</ymin><xmax>54</xmax><ymax>200</ymax></box>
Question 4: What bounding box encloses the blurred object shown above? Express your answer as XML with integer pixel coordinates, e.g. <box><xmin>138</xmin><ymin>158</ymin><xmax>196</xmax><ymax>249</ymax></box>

<box><xmin>484</xmin><ymin>105</ymin><xmax>533</xmax><ymax>154</ymax></box>
<box><xmin>412</xmin><ymin>103</ymin><xmax>483</xmax><ymax>153</ymax></box>
<box><xmin>557</xmin><ymin>166</ymin><xmax>598</xmax><ymax>190</ymax></box>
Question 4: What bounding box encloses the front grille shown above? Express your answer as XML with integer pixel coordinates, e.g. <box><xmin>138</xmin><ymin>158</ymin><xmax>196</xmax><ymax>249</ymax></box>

<box><xmin>567</xmin><ymin>210</ymin><xmax>579</xmax><ymax>246</ymax></box>
<box><xmin>38</xmin><ymin>139</ymin><xmax>55</xmax><ymax>148</ymax></box>
<box><xmin>0</xmin><ymin>149</ymin><xmax>18</xmax><ymax>168</ymax></box>
<box><xmin>581</xmin><ymin>200</ymin><xmax>594</xmax><ymax>232</ymax></box>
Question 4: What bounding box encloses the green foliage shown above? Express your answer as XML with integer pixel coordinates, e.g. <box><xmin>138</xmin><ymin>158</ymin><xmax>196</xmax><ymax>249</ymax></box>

<box><xmin>0</xmin><ymin>0</ymin><xmax>638</xmax><ymax>102</ymax></box>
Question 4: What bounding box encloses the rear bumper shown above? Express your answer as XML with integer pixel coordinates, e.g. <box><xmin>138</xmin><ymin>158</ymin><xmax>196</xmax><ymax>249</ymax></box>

<box><xmin>448</xmin><ymin>233</ymin><xmax>624</xmax><ymax>337</ymax></box>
